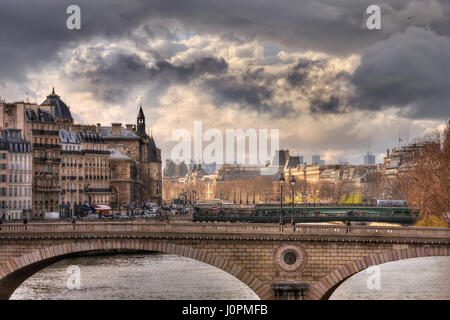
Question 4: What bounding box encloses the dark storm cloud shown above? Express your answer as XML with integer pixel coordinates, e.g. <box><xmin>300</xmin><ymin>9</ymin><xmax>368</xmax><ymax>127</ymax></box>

<box><xmin>146</xmin><ymin>0</ymin><xmax>450</xmax><ymax>55</ymax></box>
<box><xmin>0</xmin><ymin>0</ymin><xmax>159</xmax><ymax>80</ymax></box>
<box><xmin>351</xmin><ymin>27</ymin><xmax>450</xmax><ymax>119</ymax></box>
<box><xmin>68</xmin><ymin>52</ymin><xmax>228</xmax><ymax>103</ymax></box>
<box><xmin>285</xmin><ymin>57</ymin><xmax>351</xmax><ymax>114</ymax></box>
<box><xmin>287</xmin><ymin>59</ymin><xmax>327</xmax><ymax>88</ymax></box>
<box><xmin>203</xmin><ymin>75</ymin><xmax>294</xmax><ymax>117</ymax></box>
<box><xmin>3</xmin><ymin>0</ymin><xmax>450</xmax><ymax>82</ymax></box>
<box><xmin>1</xmin><ymin>0</ymin><xmax>450</xmax><ymax>122</ymax></box>
<box><xmin>310</xmin><ymin>96</ymin><xmax>342</xmax><ymax>114</ymax></box>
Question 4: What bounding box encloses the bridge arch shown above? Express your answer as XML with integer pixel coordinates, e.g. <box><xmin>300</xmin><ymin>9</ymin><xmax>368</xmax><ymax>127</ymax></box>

<box><xmin>309</xmin><ymin>246</ymin><xmax>449</xmax><ymax>300</ymax></box>
<box><xmin>0</xmin><ymin>239</ymin><xmax>273</xmax><ymax>300</ymax></box>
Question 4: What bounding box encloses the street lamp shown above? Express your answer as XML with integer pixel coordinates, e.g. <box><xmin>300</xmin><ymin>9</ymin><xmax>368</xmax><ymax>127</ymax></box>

<box><xmin>289</xmin><ymin>175</ymin><xmax>296</xmax><ymax>225</ymax></box>
<box><xmin>59</xmin><ymin>191</ymin><xmax>65</xmax><ymax>218</ymax></box>
<box><xmin>278</xmin><ymin>172</ymin><xmax>285</xmax><ymax>224</ymax></box>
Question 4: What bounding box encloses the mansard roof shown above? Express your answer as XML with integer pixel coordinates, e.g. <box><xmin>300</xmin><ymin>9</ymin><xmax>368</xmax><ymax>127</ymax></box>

<box><xmin>25</xmin><ymin>107</ymin><xmax>55</xmax><ymax>123</ymax></box>
<box><xmin>77</xmin><ymin>130</ymin><xmax>104</xmax><ymax>143</ymax></box>
<box><xmin>41</xmin><ymin>88</ymin><xmax>74</xmax><ymax>122</ymax></box>
<box><xmin>99</xmin><ymin>126</ymin><xmax>140</xmax><ymax>139</ymax></box>
<box><xmin>59</xmin><ymin>128</ymin><xmax>80</xmax><ymax>144</ymax></box>
<box><xmin>0</xmin><ymin>129</ymin><xmax>31</xmax><ymax>153</ymax></box>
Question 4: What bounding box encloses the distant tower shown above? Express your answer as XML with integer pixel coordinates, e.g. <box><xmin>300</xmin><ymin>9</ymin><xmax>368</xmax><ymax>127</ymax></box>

<box><xmin>136</xmin><ymin>104</ymin><xmax>146</xmax><ymax>137</ymax></box>
<box><xmin>363</xmin><ymin>136</ymin><xmax>375</xmax><ymax>165</ymax></box>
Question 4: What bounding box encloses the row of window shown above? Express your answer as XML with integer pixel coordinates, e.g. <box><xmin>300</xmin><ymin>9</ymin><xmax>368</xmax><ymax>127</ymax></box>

<box><xmin>33</xmin><ymin>123</ymin><xmax>58</xmax><ymax>131</ymax></box>
<box><xmin>8</xmin><ymin>186</ymin><xmax>32</xmax><ymax>197</ymax></box>
<box><xmin>62</xmin><ymin>144</ymin><xmax>81</xmax><ymax>151</ymax></box>
<box><xmin>6</xmin><ymin>200</ymin><xmax>32</xmax><ymax>209</ymax></box>
<box><xmin>9</xmin><ymin>174</ymin><xmax>32</xmax><ymax>183</ymax></box>
<box><xmin>33</xmin><ymin>137</ymin><xmax>59</xmax><ymax>145</ymax></box>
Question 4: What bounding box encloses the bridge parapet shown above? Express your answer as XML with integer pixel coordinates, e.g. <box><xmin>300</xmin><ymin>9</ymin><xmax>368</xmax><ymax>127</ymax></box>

<box><xmin>0</xmin><ymin>222</ymin><xmax>449</xmax><ymax>240</ymax></box>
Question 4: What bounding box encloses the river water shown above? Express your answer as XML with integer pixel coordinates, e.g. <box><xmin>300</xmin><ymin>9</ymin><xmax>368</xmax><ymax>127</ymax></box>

<box><xmin>10</xmin><ymin>254</ymin><xmax>449</xmax><ymax>300</ymax></box>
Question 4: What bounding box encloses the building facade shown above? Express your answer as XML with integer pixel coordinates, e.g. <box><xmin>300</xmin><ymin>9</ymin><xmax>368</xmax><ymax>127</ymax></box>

<box><xmin>59</xmin><ymin>128</ymin><xmax>84</xmax><ymax>217</ymax></box>
<box><xmin>2</xmin><ymin>129</ymin><xmax>32</xmax><ymax>220</ymax></box>
<box><xmin>109</xmin><ymin>147</ymin><xmax>137</xmax><ymax>207</ymax></box>
<box><xmin>99</xmin><ymin>106</ymin><xmax>162</xmax><ymax>206</ymax></box>
<box><xmin>78</xmin><ymin>130</ymin><xmax>111</xmax><ymax>206</ymax></box>
<box><xmin>26</xmin><ymin>107</ymin><xmax>61</xmax><ymax>218</ymax></box>
<box><xmin>0</xmin><ymin>141</ymin><xmax>8</xmax><ymax>219</ymax></box>
<box><xmin>383</xmin><ymin>142</ymin><xmax>425</xmax><ymax>178</ymax></box>
<box><xmin>1</xmin><ymin>91</ymin><xmax>163</xmax><ymax>217</ymax></box>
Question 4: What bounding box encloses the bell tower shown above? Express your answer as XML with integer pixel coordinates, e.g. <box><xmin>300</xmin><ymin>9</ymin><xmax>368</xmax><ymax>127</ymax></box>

<box><xmin>136</xmin><ymin>104</ymin><xmax>146</xmax><ymax>137</ymax></box>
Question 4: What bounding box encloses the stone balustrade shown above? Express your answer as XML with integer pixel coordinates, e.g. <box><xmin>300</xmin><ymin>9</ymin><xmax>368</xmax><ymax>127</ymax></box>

<box><xmin>0</xmin><ymin>221</ymin><xmax>448</xmax><ymax>240</ymax></box>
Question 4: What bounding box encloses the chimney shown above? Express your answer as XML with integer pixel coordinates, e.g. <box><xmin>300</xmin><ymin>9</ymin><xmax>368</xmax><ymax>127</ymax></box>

<box><xmin>111</xmin><ymin>123</ymin><xmax>122</xmax><ymax>136</ymax></box>
<box><xmin>125</xmin><ymin>124</ymin><xmax>134</xmax><ymax>132</ymax></box>
<box><xmin>96</xmin><ymin>123</ymin><xmax>101</xmax><ymax>133</ymax></box>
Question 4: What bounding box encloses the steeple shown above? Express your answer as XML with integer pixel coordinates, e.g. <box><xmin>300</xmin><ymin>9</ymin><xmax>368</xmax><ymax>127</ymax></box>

<box><xmin>136</xmin><ymin>103</ymin><xmax>146</xmax><ymax>137</ymax></box>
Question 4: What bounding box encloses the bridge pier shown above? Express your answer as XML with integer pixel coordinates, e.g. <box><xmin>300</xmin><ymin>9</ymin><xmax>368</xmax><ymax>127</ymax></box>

<box><xmin>271</xmin><ymin>281</ymin><xmax>309</xmax><ymax>300</ymax></box>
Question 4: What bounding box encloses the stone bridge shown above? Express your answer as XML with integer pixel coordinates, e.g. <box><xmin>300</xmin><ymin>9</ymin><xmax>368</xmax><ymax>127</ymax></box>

<box><xmin>0</xmin><ymin>221</ymin><xmax>448</xmax><ymax>300</ymax></box>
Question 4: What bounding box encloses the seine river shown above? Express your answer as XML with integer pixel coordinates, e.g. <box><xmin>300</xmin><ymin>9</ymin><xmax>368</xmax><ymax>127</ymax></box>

<box><xmin>10</xmin><ymin>253</ymin><xmax>450</xmax><ymax>300</ymax></box>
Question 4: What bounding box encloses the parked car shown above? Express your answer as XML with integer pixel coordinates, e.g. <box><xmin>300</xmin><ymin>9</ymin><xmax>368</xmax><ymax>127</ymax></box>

<box><xmin>116</xmin><ymin>213</ymin><xmax>131</xmax><ymax>219</ymax></box>
<box><xmin>83</xmin><ymin>214</ymin><xmax>99</xmax><ymax>220</ymax></box>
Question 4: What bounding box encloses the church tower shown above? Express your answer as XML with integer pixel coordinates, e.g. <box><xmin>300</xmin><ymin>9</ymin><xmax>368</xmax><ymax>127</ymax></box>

<box><xmin>136</xmin><ymin>104</ymin><xmax>146</xmax><ymax>137</ymax></box>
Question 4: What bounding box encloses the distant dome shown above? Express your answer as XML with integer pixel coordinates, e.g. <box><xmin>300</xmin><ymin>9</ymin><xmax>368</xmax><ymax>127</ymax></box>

<box><xmin>41</xmin><ymin>87</ymin><xmax>73</xmax><ymax>122</ymax></box>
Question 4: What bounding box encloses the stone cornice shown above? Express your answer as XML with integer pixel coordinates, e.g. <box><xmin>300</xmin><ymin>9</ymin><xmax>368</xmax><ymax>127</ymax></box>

<box><xmin>0</xmin><ymin>231</ymin><xmax>448</xmax><ymax>245</ymax></box>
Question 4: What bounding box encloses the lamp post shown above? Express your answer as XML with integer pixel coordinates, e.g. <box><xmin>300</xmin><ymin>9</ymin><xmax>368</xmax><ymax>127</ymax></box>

<box><xmin>278</xmin><ymin>172</ymin><xmax>285</xmax><ymax>224</ymax></box>
<box><xmin>59</xmin><ymin>191</ymin><xmax>65</xmax><ymax>218</ymax></box>
<box><xmin>182</xmin><ymin>189</ymin><xmax>186</xmax><ymax>205</ymax></box>
<box><xmin>289</xmin><ymin>175</ymin><xmax>296</xmax><ymax>225</ymax></box>
<box><xmin>303</xmin><ymin>192</ymin><xmax>307</xmax><ymax>215</ymax></box>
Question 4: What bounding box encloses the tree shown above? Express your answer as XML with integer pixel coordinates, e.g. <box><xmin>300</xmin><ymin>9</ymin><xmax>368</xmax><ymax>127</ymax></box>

<box><xmin>405</xmin><ymin>121</ymin><xmax>450</xmax><ymax>225</ymax></box>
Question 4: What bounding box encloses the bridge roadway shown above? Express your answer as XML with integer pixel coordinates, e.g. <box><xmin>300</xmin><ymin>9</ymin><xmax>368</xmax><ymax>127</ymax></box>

<box><xmin>0</xmin><ymin>221</ymin><xmax>449</xmax><ymax>300</ymax></box>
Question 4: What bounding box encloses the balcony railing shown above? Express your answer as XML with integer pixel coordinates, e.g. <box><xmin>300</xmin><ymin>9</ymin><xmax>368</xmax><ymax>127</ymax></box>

<box><xmin>32</xmin><ymin>129</ymin><xmax>59</xmax><ymax>136</ymax></box>
<box><xmin>83</xmin><ymin>150</ymin><xmax>110</xmax><ymax>155</ymax></box>
<box><xmin>86</xmin><ymin>188</ymin><xmax>112</xmax><ymax>194</ymax></box>
<box><xmin>32</xmin><ymin>143</ymin><xmax>61</xmax><ymax>149</ymax></box>
<box><xmin>34</xmin><ymin>157</ymin><xmax>61</xmax><ymax>163</ymax></box>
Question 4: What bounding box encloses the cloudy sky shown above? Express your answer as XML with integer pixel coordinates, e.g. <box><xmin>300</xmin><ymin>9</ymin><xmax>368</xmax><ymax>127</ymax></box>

<box><xmin>0</xmin><ymin>0</ymin><xmax>449</xmax><ymax>165</ymax></box>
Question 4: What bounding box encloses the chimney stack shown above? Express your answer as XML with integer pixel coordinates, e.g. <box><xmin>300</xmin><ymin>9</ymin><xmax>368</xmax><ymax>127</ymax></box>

<box><xmin>111</xmin><ymin>123</ymin><xmax>122</xmax><ymax>136</ymax></box>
